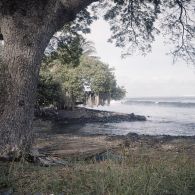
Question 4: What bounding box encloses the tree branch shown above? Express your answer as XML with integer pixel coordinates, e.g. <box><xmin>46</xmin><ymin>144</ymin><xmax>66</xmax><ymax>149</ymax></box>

<box><xmin>59</xmin><ymin>0</ymin><xmax>98</xmax><ymax>15</ymax></box>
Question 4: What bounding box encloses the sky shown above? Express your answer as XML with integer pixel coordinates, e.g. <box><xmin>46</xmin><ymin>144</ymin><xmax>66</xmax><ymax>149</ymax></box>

<box><xmin>85</xmin><ymin>19</ymin><xmax>195</xmax><ymax>98</ymax></box>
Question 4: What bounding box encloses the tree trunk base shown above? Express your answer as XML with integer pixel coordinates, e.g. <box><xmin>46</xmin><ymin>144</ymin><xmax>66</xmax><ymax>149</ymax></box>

<box><xmin>0</xmin><ymin>147</ymin><xmax>67</xmax><ymax>167</ymax></box>
<box><xmin>0</xmin><ymin>145</ymin><xmax>22</xmax><ymax>161</ymax></box>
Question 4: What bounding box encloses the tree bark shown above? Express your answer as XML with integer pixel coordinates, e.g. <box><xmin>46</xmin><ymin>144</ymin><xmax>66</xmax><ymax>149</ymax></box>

<box><xmin>0</xmin><ymin>21</ymin><xmax>50</xmax><ymax>158</ymax></box>
<box><xmin>0</xmin><ymin>0</ymin><xmax>98</xmax><ymax>159</ymax></box>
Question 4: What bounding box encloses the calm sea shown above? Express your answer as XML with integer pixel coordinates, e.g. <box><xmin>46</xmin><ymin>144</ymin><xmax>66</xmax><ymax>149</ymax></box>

<box><xmin>35</xmin><ymin>97</ymin><xmax>195</xmax><ymax>136</ymax></box>
<box><xmin>80</xmin><ymin>97</ymin><xmax>195</xmax><ymax>136</ymax></box>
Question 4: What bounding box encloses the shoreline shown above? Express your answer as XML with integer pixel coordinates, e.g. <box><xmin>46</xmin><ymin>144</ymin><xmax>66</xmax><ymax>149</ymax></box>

<box><xmin>35</xmin><ymin>106</ymin><xmax>147</xmax><ymax>123</ymax></box>
<box><xmin>30</xmin><ymin>131</ymin><xmax>195</xmax><ymax>167</ymax></box>
<box><xmin>33</xmin><ymin>123</ymin><xmax>195</xmax><ymax>166</ymax></box>
<box><xmin>1</xmin><ymin>131</ymin><xmax>195</xmax><ymax>194</ymax></box>
<box><xmin>1</xmin><ymin>109</ymin><xmax>194</xmax><ymax>193</ymax></box>
<box><xmin>32</xmin><ymin>106</ymin><xmax>195</xmax><ymax>166</ymax></box>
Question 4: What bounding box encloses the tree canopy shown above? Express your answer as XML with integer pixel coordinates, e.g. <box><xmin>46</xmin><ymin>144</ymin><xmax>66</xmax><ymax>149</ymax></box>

<box><xmin>38</xmin><ymin>36</ymin><xmax>126</xmax><ymax>109</ymax></box>
<box><xmin>0</xmin><ymin>0</ymin><xmax>194</xmax><ymax>63</ymax></box>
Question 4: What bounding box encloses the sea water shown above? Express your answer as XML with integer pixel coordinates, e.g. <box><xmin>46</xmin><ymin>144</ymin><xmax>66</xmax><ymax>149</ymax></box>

<box><xmin>79</xmin><ymin>97</ymin><xmax>195</xmax><ymax>136</ymax></box>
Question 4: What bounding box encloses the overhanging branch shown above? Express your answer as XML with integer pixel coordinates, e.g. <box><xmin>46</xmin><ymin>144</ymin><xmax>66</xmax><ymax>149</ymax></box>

<box><xmin>59</xmin><ymin>0</ymin><xmax>98</xmax><ymax>14</ymax></box>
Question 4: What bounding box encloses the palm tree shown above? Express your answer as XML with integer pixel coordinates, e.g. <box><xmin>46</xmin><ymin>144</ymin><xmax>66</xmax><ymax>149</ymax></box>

<box><xmin>81</xmin><ymin>39</ymin><xmax>97</xmax><ymax>58</ymax></box>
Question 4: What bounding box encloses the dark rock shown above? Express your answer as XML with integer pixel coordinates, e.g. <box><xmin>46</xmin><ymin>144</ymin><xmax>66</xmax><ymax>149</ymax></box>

<box><xmin>35</xmin><ymin>107</ymin><xmax>147</xmax><ymax>124</ymax></box>
<box><xmin>127</xmin><ymin>132</ymin><xmax>139</xmax><ymax>138</ymax></box>
<box><xmin>34</xmin><ymin>107</ymin><xmax>58</xmax><ymax>119</ymax></box>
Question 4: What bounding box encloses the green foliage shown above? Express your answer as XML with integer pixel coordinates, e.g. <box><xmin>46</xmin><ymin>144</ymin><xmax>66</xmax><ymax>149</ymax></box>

<box><xmin>36</xmin><ymin>0</ymin><xmax>195</xmax><ymax>109</ymax></box>
<box><xmin>90</xmin><ymin>64</ymin><xmax>114</xmax><ymax>94</ymax></box>
<box><xmin>79</xmin><ymin>55</ymin><xmax>125</xmax><ymax>100</ymax></box>
<box><xmin>100</xmin><ymin>0</ymin><xmax>161</xmax><ymax>56</ymax></box>
<box><xmin>36</xmin><ymin>70</ymin><xmax>62</xmax><ymax>107</ymax></box>
<box><xmin>44</xmin><ymin>12</ymin><xmax>97</xmax><ymax>68</ymax></box>
<box><xmin>95</xmin><ymin>0</ymin><xmax>195</xmax><ymax>63</ymax></box>
<box><xmin>38</xmin><ymin>29</ymin><xmax>126</xmax><ymax>109</ymax></box>
<box><xmin>56</xmin><ymin>66</ymin><xmax>85</xmax><ymax>102</ymax></box>
<box><xmin>44</xmin><ymin>32</ymin><xmax>84</xmax><ymax>68</ymax></box>
<box><xmin>68</xmin><ymin>9</ymin><xmax>97</xmax><ymax>34</ymax></box>
<box><xmin>111</xmin><ymin>86</ymin><xmax>126</xmax><ymax>100</ymax></box>
<box><xmin>38</xmin><ymin>53</ymin><xmax>126</xmax><ymax>108</ymax></box>
<box><xmin>54</xmin><ymin>36</ymin><xmax>83</xmax><ymax>67</ymax></box>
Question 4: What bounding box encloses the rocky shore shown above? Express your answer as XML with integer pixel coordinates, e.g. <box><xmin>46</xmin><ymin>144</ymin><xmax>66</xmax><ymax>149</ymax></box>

<box><xmin>1</xmin><ymin>109</ymin><xmax>194</xmax><ymax>194</ymax></box>
<box><xmin>32</xmin><ymin>131</ymin><xmax>195</xmax><ymax>167</ymax></box>
<box><xmin>33</xmin><ymin>107</ymin><xmax>194</xmax><ymax>167</ymax></box>
<box><xmin>35</xmin><ymin>107</ymin><xmax>147</xmax><ymax>123</ymax></box>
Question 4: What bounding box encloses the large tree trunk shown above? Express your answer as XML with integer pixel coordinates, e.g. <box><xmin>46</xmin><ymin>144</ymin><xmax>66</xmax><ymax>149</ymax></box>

<box><xmin>0</xmin><ymin>18</ymin><xmax>51</xmax><ymax>159</ymax></box>
<box><xmin>0</xmin><ymin>0</ymin><xmax>97</xmax><ymax>160</ymax></box>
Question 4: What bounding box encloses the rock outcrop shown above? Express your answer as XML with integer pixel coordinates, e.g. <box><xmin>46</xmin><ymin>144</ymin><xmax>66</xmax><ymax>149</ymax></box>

<box><xmin>35</xmin><ymin>107</ymin><xmax>147</xmax><ymax>123</ymax></box>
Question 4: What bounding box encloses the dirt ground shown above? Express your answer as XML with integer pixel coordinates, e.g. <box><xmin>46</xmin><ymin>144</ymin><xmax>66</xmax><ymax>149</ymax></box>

<box><xmin>34</xmin><ymin>130</ymin><xmax>195</xmax><ymax>160</ymax></box>
<box><xmin>33</xmin><ymin>108</ymin><xmax>194</xmax><ymax>161</ymax></box>
<box><xmin>35</xmin><ymin>134</ymin><xmax>122</xmax><ymax>159</ymax></box>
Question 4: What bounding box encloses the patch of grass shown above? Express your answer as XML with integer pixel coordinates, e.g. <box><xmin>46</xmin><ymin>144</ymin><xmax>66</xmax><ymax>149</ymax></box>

<box><xmin>0</xmin><ymin>149</ymin><xmax>195</xmax><ymax>195</ymax></box>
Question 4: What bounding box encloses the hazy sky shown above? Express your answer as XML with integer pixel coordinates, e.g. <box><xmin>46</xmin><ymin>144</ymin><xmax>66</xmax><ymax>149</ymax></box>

<box><xmin>85</xmin><ymin>19</ymin><xmax>195</xmax><ymax>97</ymax></box>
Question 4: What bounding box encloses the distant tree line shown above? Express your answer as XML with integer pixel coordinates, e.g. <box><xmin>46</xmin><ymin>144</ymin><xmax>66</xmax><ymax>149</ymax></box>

<box><xmin>36</xmin><ymin>31</ymin><xmax>126</xmax><ymax>110</ymax></box>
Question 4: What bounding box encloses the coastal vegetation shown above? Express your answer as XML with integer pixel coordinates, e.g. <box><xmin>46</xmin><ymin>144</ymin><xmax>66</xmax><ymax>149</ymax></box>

<box><xmin>0</xmin><ymin>1</ymin><xmax>195</xmax><ymax>194</ymax></box>
<box><xmin>37</xmin><ymin>35</ymin><xmax>126</xmax><ymax>109</ymax></box>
